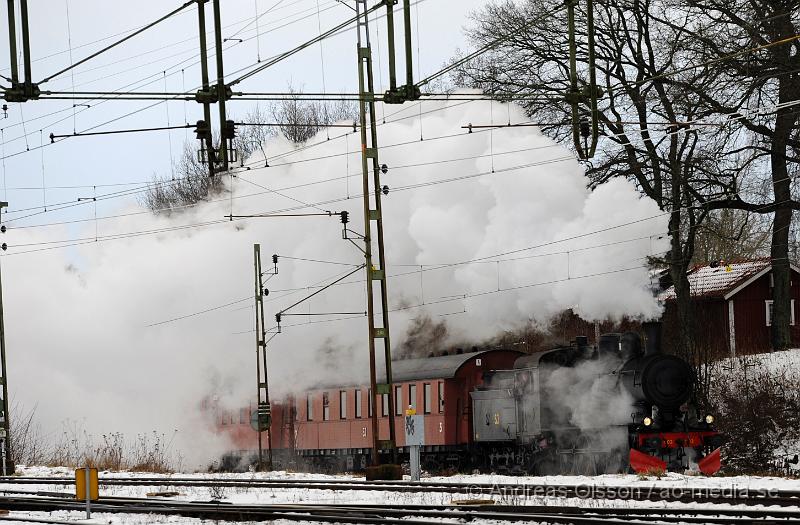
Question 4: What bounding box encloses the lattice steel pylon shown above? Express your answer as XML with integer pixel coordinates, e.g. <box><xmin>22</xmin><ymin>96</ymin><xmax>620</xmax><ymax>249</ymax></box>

<box><xmin>355</xmin><ymin>0</ymin><xmax>396</xmax><ymax>465</ymax></box>
<box><xmin>253</xmin><ymin>244</ymin><xmax>272</xmax><ymax>470</ymax></box>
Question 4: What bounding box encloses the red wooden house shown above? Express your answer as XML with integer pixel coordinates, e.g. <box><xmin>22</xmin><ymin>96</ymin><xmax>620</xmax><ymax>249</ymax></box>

<box><xmin>661</xmin><ymin>259</ymin><xmax>800</xmax><ymax>358</ymax></box>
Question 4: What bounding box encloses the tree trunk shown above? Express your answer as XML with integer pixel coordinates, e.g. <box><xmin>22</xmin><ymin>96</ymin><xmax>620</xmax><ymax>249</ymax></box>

<box><xmin>768</xmin><ymin>11</ymin><xmax>798</xmax><ymax>351</ymax></box>
<box><xmin>669</xmin><ymin>206</ymin><xmax>693</xmax><ymax>361</ymax></box>
<box><xmin>770</xmin><ymin>111</ymin><xmax>794</xmax><ymax>351</ymax></box>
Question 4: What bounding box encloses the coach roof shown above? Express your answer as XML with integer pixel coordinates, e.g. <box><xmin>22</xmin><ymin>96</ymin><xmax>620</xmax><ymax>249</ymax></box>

<box><xmin>380</xmin><ymin>350</ymin><xmax>501</xmax><ymax>382</ymax></box>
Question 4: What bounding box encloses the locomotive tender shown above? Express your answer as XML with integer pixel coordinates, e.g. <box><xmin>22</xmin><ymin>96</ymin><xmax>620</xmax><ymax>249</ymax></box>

<box><xmin>218</xmin><ymin>322</ymin><xmax>721</xmax><ymax>474</ymax></box>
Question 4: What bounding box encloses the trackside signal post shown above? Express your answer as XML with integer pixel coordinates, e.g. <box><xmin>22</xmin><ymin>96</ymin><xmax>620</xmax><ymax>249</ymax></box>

<box><xmin>0</xmin><ymin>201</ymin><xmax>10</xmax><ymax>475</ymax></box>
<box><xmin>405</xmin><ymin>407</ymin><xmax>423</xmax><ymax>481</ymax></box>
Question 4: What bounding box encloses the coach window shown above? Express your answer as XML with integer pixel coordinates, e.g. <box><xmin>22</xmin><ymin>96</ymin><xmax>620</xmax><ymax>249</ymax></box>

<box><xmin>368</xmin><ymin>389</ymin><xmax>373</xmax><ymax>417</ymax></box>
<box><xmin>382</xmin><ymin>393</ymin><xmax>389</xmax><ymax>417</ymax></box>
<box><xmin>295</xmin><ymin>398</ymin><xmax>300</xmax><ymax>421</ymax></box>
<box><xmin>408</xmin><ymin>384</ymin><xmax>417</xmax><ymax>411</ymax></box>
<box><xmin>323</xmin><ymin>392</ymin><xmax>330</xmax><ymax>421</ymax></box>
<box><xmin>423</xmin><ymin>383</ymin><xmax>431</xmax><ymax>414</ymax></box>
<box><xmin>240</xmin><ymin>408</ymin><xmax>248</xmax><ymax>424</ymax></box>
<box><xmin>355</xmin><ymin>389</ymin><xmax>363</xmax><ymax>418</ymax></box>
<box><xmin>395</xmin><ymin>386</ymin><xmax>403</xmax><ymax>416</ymax></box>
<box><xmin>340</xmin><ymin>390</ymin><xmax>347</xmax><ymax>419</ymax></box>
<box><xmin>438</xmin><ymin>382</ymin><xmax>445</xmax><ymax>413</ymax></box>
<box><xmin>307</xmin><ymin>394</ymin><xmax>314</xmax><ymax>421</ymax></box>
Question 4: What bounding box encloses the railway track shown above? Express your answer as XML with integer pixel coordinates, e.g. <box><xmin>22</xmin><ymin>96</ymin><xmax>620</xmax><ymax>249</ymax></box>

<box><xmin>1</xmin><ymin>475</ymin><xmax>799</xmax><ymax>507</ymax></box>
<box><xmin>1</xmin><ymin>494</ymin><xmax>800</xmax><ymax>524</ymax></box>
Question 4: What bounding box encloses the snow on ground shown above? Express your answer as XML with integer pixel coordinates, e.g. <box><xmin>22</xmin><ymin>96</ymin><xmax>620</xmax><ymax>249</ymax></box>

<box><xmin>723</xmin><ymin>347</ymin><xmax>800</xmax><ymax>376</ymax></box>
<box><xmin>15</xmin><ymin>464</ymin><xmax>800</xmax><ymax>491</ymax></box>
<box><xmin>2</xmin><ymin>466</ymin><xmax>800</xmax><ymax>524</ymax></box>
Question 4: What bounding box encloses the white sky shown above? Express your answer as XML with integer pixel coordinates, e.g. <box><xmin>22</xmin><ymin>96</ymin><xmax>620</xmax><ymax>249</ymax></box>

<box><xmin>0</xmin><ymin>0</ymin><xmax>490</xmax><ymax>227</ymax></box>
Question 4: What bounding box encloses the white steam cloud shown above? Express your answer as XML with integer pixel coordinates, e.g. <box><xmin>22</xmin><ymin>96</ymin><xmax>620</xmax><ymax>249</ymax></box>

<box><xmin>5</xmin><ymin>91</ymin><xmax>667</xmax><ymax>468</ymax></box>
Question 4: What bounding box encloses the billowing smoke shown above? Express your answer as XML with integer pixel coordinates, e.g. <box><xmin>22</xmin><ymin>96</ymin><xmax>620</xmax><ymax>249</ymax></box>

<box><xmin>543</xmin><ymin>357</ymin><xmax>635</xmax><ymax>429</ymax></box>
<box><xmin>4</xmin><ymin>90</ymin><xmax>667</xmax><ymax>467</ymax></box>
<box><xmin>539</xmin><ymin>354</ymin><xmax>635</xmax><ymax>456</ymax></box>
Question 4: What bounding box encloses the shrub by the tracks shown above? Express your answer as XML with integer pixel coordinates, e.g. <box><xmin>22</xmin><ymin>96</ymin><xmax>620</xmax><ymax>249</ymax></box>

<box><xmin>9</xmin><ymin>402</ymin><xmax>49</xmax><ymax>467</ymax></box>
<box><xmin>25</xmin><ymin>420</ymin><xmax>183</xmax><ymax>473</ymax></box>
<box><xmin>708</xmin><ymin>354</ymin><xmax>800</xmax><ymax>474</ymax></box>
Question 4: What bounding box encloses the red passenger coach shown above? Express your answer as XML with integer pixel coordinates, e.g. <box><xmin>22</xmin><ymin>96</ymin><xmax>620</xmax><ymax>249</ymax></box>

<box><xmin>216</xmin><ymin>349</ymin><xmax>522</xmax><ymax>471</ymax></box>
<box><xmin>293</xmin><ymin>349</ymin><xmax>522</xmax><ymax>470</ymax></box>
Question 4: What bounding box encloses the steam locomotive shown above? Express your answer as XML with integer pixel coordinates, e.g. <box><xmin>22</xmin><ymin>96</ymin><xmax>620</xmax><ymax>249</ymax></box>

<box><xmin>471</xmin><ymin>322</ymin><xmax>722</xmax><ymax>475</ymax></box>
<box><xmin>216</xmin><ymin>322</ymin><xmax>721</xmax><ymax>475</ymax></box>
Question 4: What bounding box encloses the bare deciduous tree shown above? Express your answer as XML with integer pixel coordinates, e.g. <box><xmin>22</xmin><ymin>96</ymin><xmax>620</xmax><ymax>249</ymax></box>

<box><xmin>659</xmin><ymin>0</ymin><xmax>800</xmax><ymax>349</ymax></box>
<box><xmin>139</xmin><ymin>142</ymin><xmax>226</xmax><ymax>213</ymax></box>
<box><xmin>456</xmin><ymin>0</ymin><xmax>735</xmax><ymax>360</ymax></box>
<box><xmin>270</xmin><ymin>86</ymin><xmax>356</xmax><ymax>144</ymax></box>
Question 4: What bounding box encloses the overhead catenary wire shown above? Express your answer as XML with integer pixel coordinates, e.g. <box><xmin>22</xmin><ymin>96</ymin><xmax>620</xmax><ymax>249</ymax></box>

<box><xmin>38</xmin><ymin>0</ymin><xmax>197</xmax><ymax>84</ymax></box>
<box><xmin>146</xmin><ymin>296</ymin><xmax>252</xmax><ymax>327</ymax></box>
<box><xmin>7</xmin><ymin>96</ymin><xmax>799</xmax><ymax>229</ymax></box>
<box><xmin>4</xmin><ymin>56</ymin><xmax>792</xmax><ymax>228</ymax></box>
<box><xmin>1</xmin><ymin>100</ymin><xmax>514</xmax><ymax>219</ymax></box>
<box><xmin>6</xmin><ymin>103</ymin><xmax>799</xmax><ymax>234</ymax></box>
<box><xmin>4</xmin><ymin>0</ymin><xmax>788</xmax><ymax>165</ymax></box>
<box><xmin>232</xmin><ymin>263</ymin><xmax>654</xmax><ymax>335</ymax></box>
<box><xmin>0</xmin><ymin>0</ymin><xmax>346</xmax><ymax>154</ymax></box>
<box><xmin>2</xmin><ymin>133</ymin><xmax>569</xmax><ymax>225</ymax></box>
<box><xmin>227</xmin><ymin>2</ymin><xmax>384</xmax><ymax>87</ymax></box>
<box><xmin>164</xmin><ymin>71</ymin><xmax>175</xmax><ymax>180</ymax></box>
<box><xmin>0</xmin><ymin>1</ymin><xmax>796</xmax><ymax>345</ymax></box>
<box><xmin>0</xmin><ymin>3</ymin><xmax>201</xmax><ymax>75</ymax></box>
<box><xmin>65</xmin><ymin>0</ymin><xmax>76</xmax><ymax>134</ymax></box>
<box><xmin>39</xmin><ymin>131</ymin><xmax>46</xmax><ymax>211</ymax></box>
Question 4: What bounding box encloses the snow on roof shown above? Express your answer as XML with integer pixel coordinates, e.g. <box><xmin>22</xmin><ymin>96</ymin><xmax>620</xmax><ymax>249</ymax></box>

<box><xmin>661</xmin><ymin>259</ymin><xmax>773</xmax><ymax>300</ymax></box>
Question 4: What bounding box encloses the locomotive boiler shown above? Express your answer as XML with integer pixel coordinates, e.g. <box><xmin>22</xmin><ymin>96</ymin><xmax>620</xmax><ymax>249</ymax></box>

<box><xmin>471</xmin><ymin>322</ymin><xmax>722</xmax><ymax>474</ymax></box>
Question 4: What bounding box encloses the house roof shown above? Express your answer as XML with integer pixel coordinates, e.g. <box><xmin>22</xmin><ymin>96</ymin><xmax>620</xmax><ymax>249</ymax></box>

<box><xmin>661</xmin><ymin>259</ymin><xmax>800</xmax><ymax>300</ymax></box>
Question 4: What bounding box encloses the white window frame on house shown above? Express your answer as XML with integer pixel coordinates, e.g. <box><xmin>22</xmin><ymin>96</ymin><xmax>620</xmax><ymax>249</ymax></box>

<box><xmin>765</xmin><ymin>299</ymin><xmax>796</xmax><ymax>326</ymax></box>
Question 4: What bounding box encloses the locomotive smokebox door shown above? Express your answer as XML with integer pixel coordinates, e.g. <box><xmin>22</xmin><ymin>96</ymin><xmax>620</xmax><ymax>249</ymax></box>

<box><xmin>471</xmin><ymin>389</ymin><xmax>517</xmax><ymax>442</ymax></box>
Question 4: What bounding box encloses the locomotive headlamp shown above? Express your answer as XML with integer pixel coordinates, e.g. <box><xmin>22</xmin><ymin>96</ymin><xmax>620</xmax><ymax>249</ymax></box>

<box><xmin>643</xmin><ymin>416</ymin><xmax>653</xmax><ymax>427</ymax></box>
<box><xmin>705</xmin><ymin>414</ymin><xmax>715</xmax><ymax>425</ymax></box>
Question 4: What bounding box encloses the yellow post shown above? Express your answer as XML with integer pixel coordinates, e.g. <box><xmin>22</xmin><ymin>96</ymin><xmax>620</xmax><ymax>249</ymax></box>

<box><xmin>75</xmin><ymin>467</ymin><xmax>99</xmax><ymax>502</ymax></box>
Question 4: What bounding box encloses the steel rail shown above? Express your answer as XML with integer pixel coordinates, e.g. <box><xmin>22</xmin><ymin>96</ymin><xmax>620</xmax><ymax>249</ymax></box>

<box><xmin>0</xmin><ymin>494</ymin><xmax>799</xmax><ymax>524</ymax></box>
<box><xmin>4</xmin><ymin>490</ymin><xmax>800</xmax><ymax>521</ymax></box>
<box><xmin>3</xmin><ymin>476</ymin><xmax>800</xmax><ymax>507</ymax></box>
